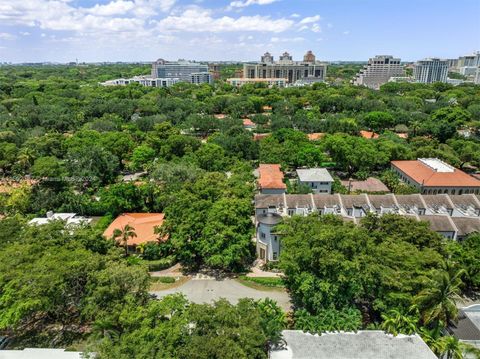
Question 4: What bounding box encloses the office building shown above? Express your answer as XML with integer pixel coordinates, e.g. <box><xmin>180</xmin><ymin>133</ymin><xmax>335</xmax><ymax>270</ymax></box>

<box><xmin>475</xmin><ymin>67</ymin><xmax>480</xmax><ymax>84</ymax></box>
<box><xmin>190</xmin><ymin>72</ymin><xmax>213</xmax><ymax>85</ymax></box>
<box><xmin>151</xmin><ymin>59</ymin><xmax>210</xmax><ymax>83</ymax></box>
<box><xmin>243</xmin><ymin>51</ymin><xmax>327</xmax><ymax>84</ymax></box>
<box><xmin>414</xmin><ymin>58</ymin><xmax>448</xmax><ymax>83</ymax></box>
<box><xmin>353</xmin><ymin>55</ymin><xmax>405</xmax><ymax>89</ymax></box>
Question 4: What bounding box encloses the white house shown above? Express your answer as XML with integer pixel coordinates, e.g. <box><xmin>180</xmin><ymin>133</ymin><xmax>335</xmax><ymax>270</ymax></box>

<box><xmin>28</xmin><ymin>212</ymin><xmax>92</xmax><ymax>226</ymax></box>
<box><xmin>296</xmin><ymin>168</ymin><xmax>334</xmax><ymax>194</ymax></box>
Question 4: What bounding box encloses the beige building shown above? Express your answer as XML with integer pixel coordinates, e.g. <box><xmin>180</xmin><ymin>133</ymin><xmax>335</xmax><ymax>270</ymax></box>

<box><xmin>353</xmin><ymin>55</ymin><xmax>405</xmax><ymax>89</ymax></box>
<box><xmin>243</xmin><ymin>51</ymin><xmax>327</xmax><ymax>84</ymax></box>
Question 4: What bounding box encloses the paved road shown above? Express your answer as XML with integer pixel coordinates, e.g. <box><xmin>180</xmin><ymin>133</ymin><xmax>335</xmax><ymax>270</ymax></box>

<box><xmin>151</xmin><ymin>277</ymin><xmax>291</xmax><ymax>311</ymax></box>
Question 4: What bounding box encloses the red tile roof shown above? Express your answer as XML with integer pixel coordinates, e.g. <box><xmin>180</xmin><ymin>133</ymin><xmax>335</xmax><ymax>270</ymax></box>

<box><xmin>307</xmin><ymin>133</ymin><xmax>325</xmax><ymax>141</ymax></box>
<box><xmin>103</xmin><ymin>213</ymin><xmax>165</xmax><ymax>246</ymax></box>
<box><xmin>253</xmin><ymin>133</ymin><xmax>271</xmax><ymax>141</ymax></box>
<box><xmin>392</xmin><ymin>160</ymin><xmax>480</xmax><ymax>187</ymax></box>
<box><xmin>258</xmin><ymin>164</ymin><xmax>286</xmax><ymax>190</ymax></box>
<box><xmin>360</xmin><ymin>130</ymin><xmax>379</xmax><ymax>139</ymax></box>
<box><xmin>243</xmin><ymin>118</ymin><xmax>256</xmax><ymax>127</ymax></box>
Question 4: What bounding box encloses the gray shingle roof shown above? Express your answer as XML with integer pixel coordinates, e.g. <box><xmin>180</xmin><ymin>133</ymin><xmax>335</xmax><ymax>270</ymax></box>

<box><xmin>450</xmin><ymin>217</ymin><xmax>480</xmax><ymax>237</ymax></box>
<box><xmin>270</xmin><ymin>330</ymin><xmax>436</xmax><ymax>359</ymax></box>
<box><xmin>419</xmin><ymin>215</ymin><xmax>455</xmax><ymax>232</ymax></box>
<box><xmin>296</xmin><ymin>168</ymin><xmax>334</xmax><ymax>183</ymax></box>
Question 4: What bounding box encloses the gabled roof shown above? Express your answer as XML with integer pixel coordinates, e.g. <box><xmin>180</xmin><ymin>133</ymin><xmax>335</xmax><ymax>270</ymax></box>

<box><xmin>285</xmin><ymin>194</ymin><xmax>313</xmax><ymax>209</ymax></box>
<box><xmin>103</xmin><ymin>213</ymin><xmax>165</xmax><ymax>246</ymax></box>
<box><xmin>368</xmin><ymin>194</ymin><xmax>397</xmax><ymax>209</ymax></box>
<box><xmin>258</xmin><ymin>164</ymin><xmax>286</xmax><ymax>190</ymax></box>
<box><xmin>419</xmin><ymin>215</ymin><xmax>456</xmax><ymax>232</ymax></box>
<box><xmin>391</xmin><ymin>160</ymin><xmax>480</xmax><ymax>187</ymax></box>
<box><xmin>255</xmin><ymin>194</ymin><xmax>285</xmax><ymax>209</ymax></box>
<box><xmin>451</xmin><ymin>217</ymin><xmax>480</xmax><ymax>237</ymax></box>
<box><xmin>296</xmin><ymin>168</ymin><xmax>334</xmax><ymax>183</ymax></box>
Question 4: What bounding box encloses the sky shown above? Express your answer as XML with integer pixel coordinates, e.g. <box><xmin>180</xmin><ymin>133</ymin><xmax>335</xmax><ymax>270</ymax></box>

<box><xmin>0</xmin><ymin>0</ymin><xmax>479</xmax><ymax>63</ymax></box>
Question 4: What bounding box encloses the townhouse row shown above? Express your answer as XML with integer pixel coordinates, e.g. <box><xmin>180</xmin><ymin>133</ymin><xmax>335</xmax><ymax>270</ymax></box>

<box><xmin>255</xmin><ymin>193</ymin><xmax>480</xmax><ymax>261</ymax></box>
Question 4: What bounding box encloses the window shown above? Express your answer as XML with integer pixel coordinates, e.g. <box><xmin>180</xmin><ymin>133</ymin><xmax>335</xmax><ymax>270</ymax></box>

<box><xmin>260</xmin><ymin>232</ymin><xmax>266</xmax><ymax>239</ymax></box>
<box><xmin>273</xmin><ymin>252</ymin><xmax>278</xmax><ymax>260</ymax></box>
<box><xmin>288</xmin><ymin>209</ymin><xmax>294</xmax><ymax>216</ymax></box>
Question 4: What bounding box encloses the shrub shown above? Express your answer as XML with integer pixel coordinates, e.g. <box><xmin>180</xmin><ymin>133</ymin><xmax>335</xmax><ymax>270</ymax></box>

<box><xmin>239</xmin><ymin>276</ymin><xmax>284</xmax><ymax>288</ymax></box>
<box><xmin>144</xmin><ymin>256</ymin><xmax>176</xmax><ymax>271</ymax></box>
<box><xmin>152</xmin><ymin>276</ymin><xmax>176</xmax><ymax>284</ymax></box>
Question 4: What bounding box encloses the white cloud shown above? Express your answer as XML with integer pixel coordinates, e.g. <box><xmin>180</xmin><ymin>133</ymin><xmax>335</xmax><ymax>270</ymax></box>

<box><xmin>85</xmin><ymin>0</ymin><xmax>136</xmax><ymax>16</ymax></box>
<box><xmin>0</xmin><ymin>32</ymin><xmax>16</xmax><ymax>40</ymax></box>
<box><xmin>157</xmin><ymin>8</ymin><xmax>294</xmax><ymax>33</ymax></box>
<box><xmin>343</xmin><ymin>30</ymin><xmax>350</xmax><ymax>35</ymax></box>
<box><xmin>299</xmin><ymin>15</ymin><xmax>321</xmax><ymax>24</ymax></box>
<box><xmin>270</xmin><ymin>36</ymin><xmax>305</xmax><ymax>43</ymax></box>
<box><xmin>290</xmin><ymin>13</ymin><xmax>300</xmax><ymax>18</ymax></box>
<box><xmin>20</xmin><ymin>31</ymin><xmax>31</xmax><ymax>36</ymax></box>
<box><xmin>229</xmin><ymin>0</ymin><xmax>279</xmax><ymax>8</ymax></box>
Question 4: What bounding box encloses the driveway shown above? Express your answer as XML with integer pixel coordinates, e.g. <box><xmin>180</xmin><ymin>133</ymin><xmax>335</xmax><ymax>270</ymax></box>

<box><xmin>151</xmin><ymin>276</ymin><xmax>291</xmax><ymax>311</ymax></box>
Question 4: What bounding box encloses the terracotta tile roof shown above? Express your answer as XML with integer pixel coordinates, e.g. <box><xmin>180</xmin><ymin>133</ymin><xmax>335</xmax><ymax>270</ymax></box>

<box><xmin>360</xmin><ymin>130</ymin><xmax>379</xmax><ymax>139</ymax></box>
<box><xmin>243</xmin><ymin>118</ymin><xmax>256</xmax><ymax>127</ymax></box>
<box><xmin>391</xmin><ymin>160</ymin><xmax>480</xmax><ymax>188</ymax></box>
<box><xmin>103</xmin><ymin>213</ymin><xmax>165</xmax><ymax>246</ymax></box>
<box><xmin>214</xmin><ymin>114</ymin><xmax>227</xmax><ymax>119</ymax></box>
<box><xmin>253</xmin><ymin>133</ymin><xmax>271</xmax><ymax>141</ymax></box>
<box><xmin>307</xmin><ymin>133</ymin><xmax>325</xmax><ymax>141</ymax></box>
<box><xmin>258</xmin><ymin>164</ymin><xmax>286</xmax><ymax>190</ymax></box>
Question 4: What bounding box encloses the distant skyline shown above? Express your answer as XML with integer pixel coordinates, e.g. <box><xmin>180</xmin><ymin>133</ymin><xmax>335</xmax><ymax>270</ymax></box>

<box><xmin>0</xmin><ymin>0</ymin><xmax>479</xmax><ymax>63</ymax></box>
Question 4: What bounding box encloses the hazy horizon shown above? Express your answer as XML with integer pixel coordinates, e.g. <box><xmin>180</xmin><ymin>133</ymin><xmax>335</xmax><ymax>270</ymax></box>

<box><xmin>0</xmin><ymin>0</ymin><xmax>479</xmax><ymax>63</ymax></box>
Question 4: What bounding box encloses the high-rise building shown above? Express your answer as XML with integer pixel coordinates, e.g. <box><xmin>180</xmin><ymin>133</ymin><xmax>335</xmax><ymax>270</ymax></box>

<box><xmin>475</xmin><ymin>67</ymin><xmax>480</xmax><ymax>85</ymax></box>
<box><xmin>353</xmin><ymin>55</ymin><xmax>405</xmax><ymax>89</ymax></box>
<box><xmin>151</xmin><ymin>59</ymin><xmax>210</xmax><ymax>83</ymax></box>
<box><xmin>243</xmin><ymin>50</ymin><xmax>327</xmax><ymax>84</ymax></box>
<box><xmin>458</xmin><ymin>52</ymin><xmax>480</xmax><ymax>68</ymax></box>
<box><xmin>414</xmin><ymin>58</ymin><xmax>448</xmax><ymax>83</ymax></box>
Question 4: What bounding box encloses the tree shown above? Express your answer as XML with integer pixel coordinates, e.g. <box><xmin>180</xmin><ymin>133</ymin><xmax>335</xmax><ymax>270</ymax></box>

<box><xmin>130</xmin><ymin>144</ymin><xmax>156</xmax><ymax>171</ymax></box>
<box><xmin>380</xmin><ymin>309</ymin><xmax>418</xmax><ymax>336</ymax></box>
<box><xmin>414</xmin><ymin>263</ymin><xmax>464</xmax><ymax>328</ymax></box>
<box><xmin>363</xmin><ymin>111</ymin><xmax>395</xmax><ymax>133</ymax></box>
<box><xmin>113</xmin><ymin>224</ymin><xmax>137</xmax><ymax>256</ymax></box>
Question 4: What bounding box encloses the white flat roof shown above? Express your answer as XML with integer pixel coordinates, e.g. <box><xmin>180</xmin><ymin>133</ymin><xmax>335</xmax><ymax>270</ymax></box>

<box><xmin>418</xmin><ymin>158</ymin><xmax>454</xmax><ymax>173</ymax></box>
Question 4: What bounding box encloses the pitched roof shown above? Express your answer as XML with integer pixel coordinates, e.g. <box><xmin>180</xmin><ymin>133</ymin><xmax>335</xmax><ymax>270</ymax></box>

<box><xmin>307</xmin><ymin>133</ymin><xmax>325</xmax><ymax>141</ymax></box>
<box><xmin>391</xmin><ymin>160</ymin><xmax>480</xmax><ymax>187</ymax></box>
<box><xmin>341</xmin><ymin>177</ymin><xmax>389</xmax><ymax>193</ymax></box>
<box><xmin>419</xmin><ymin>215</ymin><xmax>456</xmax><ymax>232</ymax></box>
<box><xmin>253</xmin><ymin>133</ymin><xmax>271</xmax><ymax>141</ymax></box>
<box><xmin>450</xmin><ymin>305</ymin><xmax>480</xmax><ymax>341</ymax></box>
<box><xmin>270</xmin><ymin>330</ymin><xmax>436</xmax><ymax>359</ymax></box>
<box><xmin>368</xmin><ymin>194</ymin><xmax>397</xmax><ymax>209</ymax></box>
<box><xmin>285</xmin><ymin>194</ymin><xmax>313</xmax><ymax>209</ymax></box>
<box><xmin>395</xmin><ymin>194</ymin><xmax>426</xmax><ymax>209</ymax></box>
<box><xmin>451</xmin><ymin>217</ymin><xmax>480</xmax><ymax>237</ymax></box>
<box><xmin>103</xmin><ymin>213</ymin><xmax>165</xmax><ymax>246</ymax></box>
<box><xmin>243</xmin><ymin>118</ymin><xmax>256</xmax><ymax>127</ymax></box>
<box><xmin>297</xmin><ymin>168</ymin><xmax>334</xmax><ymax>183</ymax></box>
<box><xmin>360</xmin><ymin>130</ymin><xmax>379</xmax><ymax>139</ymax></box>
<box><xmin>258</xmin><ymin>164</ymin><xmax>286</xmax><ymax>190</ymax></box>
<box><xmin>255</xmin><ymin>194</ymin><xmax>285</xmax><ymax>209</ymax></box>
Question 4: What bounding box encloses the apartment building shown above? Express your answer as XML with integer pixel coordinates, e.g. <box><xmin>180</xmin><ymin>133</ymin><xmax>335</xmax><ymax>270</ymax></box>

<box><xmin>243</xmin><ymin>51</ymin><xmax>327</xmax><ymax>84</ymax></box>
<box><xmin>353</xmin><ymin>55</ymin><xmax>405</xmax><ymax>89</ymax></box>
<box><xmin>254</xmin><ymin>193</ymin><xmax>480</xmax><ymax>261</ymax></box>
<box><xmin>100</xmin><ymin>76</ymin><xmax>181</xmax><ymax>87</ymax></box>
<box><xmin>414</xmin><ymin>58</ymin><xmax>448</xmax><ymax>83</ymax></box>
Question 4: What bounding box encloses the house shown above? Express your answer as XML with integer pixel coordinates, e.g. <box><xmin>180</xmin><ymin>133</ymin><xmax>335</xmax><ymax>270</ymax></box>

<box><xmin>258</xmin><ymin>164</ymin><xmax>286</xmax><ymax>194</ymax></box>
<box><xmin>243</xmin><ymin>118</ymin><xmax>256</xmax><ymax>130</ymax></box>
<box><xmin>306</xmin><ymin>133</ymin><xmax>325</xmax><ymax>141</ymax></box>
<box><xmin>296</xmin><ymin>168</ymin><xmax>334</xmax><ymax>194</ymax></box>
<box><xmin>0</xmin><ymin>348</ymin><xmax>90</xmax><ymax>358</ymax></box>
<box><xmin>341</xmin><ymin>177</ymin><xmax>389</xmax><ymax>193</ymax></box>
<box><xmin>256</xmin><ymin>212</ymin><xmax>283</xmax><ymax>261</ymax></box>
<box><xmin>253</xmin><ymin>133</ymin><xmax>271</xmax><ymax>141</ymax></box>
<box><xmin>103</xmin><ymin>213</ymin><xmax>165</xmax><ymax>252</ymax></box>
<box><xmin>270</xmin><ymin>330</ymin><xmax>436</xmax><ymax>359</ymax></box>
<box><xmin>28</xmin><ymin>212</ymin><xmax>92</xmax><ymax>226</ymax></box>
<box><xmin>391</xmin><ymin>158</ymin><xmax>480</xmax><ymax>195</ymax></box>
<box><xmin>360</xmin><ymin>130</ymin><xmax>379</xmax><ymax>139</ymax></box>
<box><xmin>449</xmin><ymin>304</ymin><xmax>480</xmax><ymax>356</ymax></box>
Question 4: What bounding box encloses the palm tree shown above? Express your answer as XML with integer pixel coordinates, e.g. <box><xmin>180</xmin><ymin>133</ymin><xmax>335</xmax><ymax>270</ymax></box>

<box><xmin>436</xmin><ymin>336</ymin><xmax>464</xmax><ymax>359</ymax></box>
<box><xmin>113</xmin><ymin>224</ymin><xmax>137</xmax><ymax>256</ymax></box>
<box><xmin>414</xmin><ymin>263</ymin><xmax>465</xmax><ymax>328</ymax></box>
<box><xmin>380</xmin><ymin>309</ymin><xmax>418</xmax><ymax>336</ymax></box>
